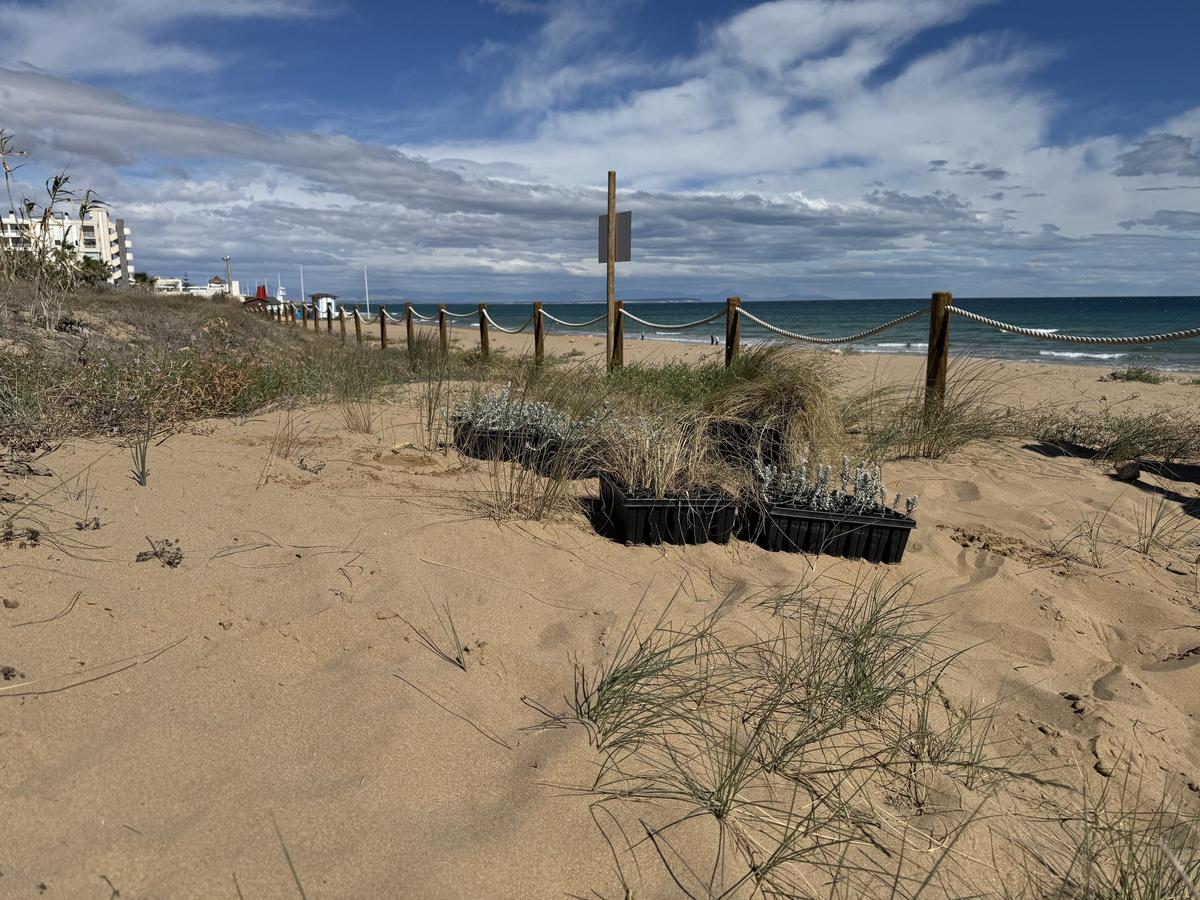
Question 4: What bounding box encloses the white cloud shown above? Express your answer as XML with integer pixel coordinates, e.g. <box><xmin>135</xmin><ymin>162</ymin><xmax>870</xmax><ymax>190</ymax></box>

<box><xmin>0</xmin><ymin>0</ymin><xmax>320</xmax><ymax>76</ymax></box>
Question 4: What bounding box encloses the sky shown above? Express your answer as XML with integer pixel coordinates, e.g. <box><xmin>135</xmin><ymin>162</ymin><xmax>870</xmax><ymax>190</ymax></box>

<box><xmin>0</xmin><ymin>0</ymin><xmax>1198</xmax><ymax>302</ymax></box>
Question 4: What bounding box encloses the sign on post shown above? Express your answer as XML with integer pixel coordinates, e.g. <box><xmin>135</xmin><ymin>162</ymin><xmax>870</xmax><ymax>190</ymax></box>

<box><xmin>598</xmin><ymin>212</ymin><xmax>632</xmax><ymax>263</ymax></box>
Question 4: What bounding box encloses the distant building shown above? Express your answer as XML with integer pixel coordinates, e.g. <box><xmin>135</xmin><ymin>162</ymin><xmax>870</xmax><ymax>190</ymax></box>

<box><xmin>153</xmin><ymin>275</ymin><xmax>241</xmax><ymax>297</ymax></box>
<box><xmin>0</xmin><ymin>207</ymin><xmax>134</xmax><ymax>285</ymax></box>
<box><xmin>312</xmin><ymin>292</ymin><xmax>338</xmax><ymax>316</ymax></box>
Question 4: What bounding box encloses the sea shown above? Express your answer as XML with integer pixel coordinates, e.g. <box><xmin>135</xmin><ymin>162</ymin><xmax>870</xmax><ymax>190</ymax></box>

<box><xmin>370</xmin><ymin>296</ymin><xmax>1200</xmax><ymax>371</ymax></box>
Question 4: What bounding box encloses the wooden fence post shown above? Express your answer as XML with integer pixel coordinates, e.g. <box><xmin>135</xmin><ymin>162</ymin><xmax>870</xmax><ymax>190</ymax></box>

<box><xmin>287</xmin><ymin>304</ymin><xmax>294</xmax><ymax>325</ymax></box>
<box><xmin>338</xmin><ymin>308</ymin><xmax>346</xmax><ymax>342</ymax></box>
<box><xmin>326</xmin><ymin>306</ymin><xmax>333</xmax><ymax>333</ymax></box>
<box><xmin>924</xmin><ymin>291</ymin><xmax>952</xmax><ymax>419</ymax></box>
<box><xmin>438</xmin><ymin>305</ymin><xmax>449</xmax><ymax>356</ymax></box>
<box><xmin>353</xmin><ymin>307</ymin><xmax>362</xmax><ymax>345</ymax></box>
<box><xmin>405</xmin><ymin>302</ymin><xmax>416</xmax><ymax>361</ymax></box>
<box><xmin>724</xmin><ymin>296</ymin><xmax>742</xmax><ymax>367</ymax></box>
<box><xmin>379</xmin><ymin>307</ymin><xmax>389</xmax><ymax>350</ymax></box>
<box><xmin>303</xmin><ymin>305</ymin><xmax>310</xmax><ymax>329</ymax></box>
<box><xmin>612</xmin><ymin>300</ymin><xmax>625</xmax><ymax>369</ymax></box>
<box><xmin>533</xmin><ymin>302</ymin><xmax>545</xmax><ymax>364</ymax></box>
<box><xmin>478</xmin><ymin>303</ymin><xmax>490</xmax><ymax>361</ymax></box>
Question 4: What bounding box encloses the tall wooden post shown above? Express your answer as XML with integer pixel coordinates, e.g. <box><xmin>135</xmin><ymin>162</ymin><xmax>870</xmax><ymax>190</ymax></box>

<box><xmin>924</xmin><ymin>291</ymin><xmax>952</xmax><ymax>419</ymax></box>
<box><xmin>605</xmin><ymin>170</ymin><xmax>617</xmax><ymax>372</ymax></box>
<box><xmin>611</xmin><ymin>300</ymin><xmax>625</xmax><ymax>369</ymax></box>
<box><xmin>379</xmin><ymin>307</ymin><xmax>389</xmax><ymax>350</ymax></box>
<box><xmin>724</xmin><ymin>296</ymin><xmax>742</xmax><ymax>368</ymax></box>
<box><xmin>353</xmin><ymin>307</ymin><xmax>362</xmax><ymax>345</ymax></box>
<box><xmin>438</xmin><ymin>305</ymin><xmax>449</xmax><ymax>356</ymax></box>
<box><xmin>326</xmin><ymin>306</ymin><xmax>333</xmax><ymax>333</ymax></box>
<box><xmin>302</xmin><ymin>305</ymin><xmax>309</xmax><ymax>329</ymax></box>
<box><xmin>405</xmin><ymin>302</ymin><xmax>416</xmax><ymax>361</ymax></box>
<box><xmin>533</xmin><ymin>302</ymin><xmax>545</xmax><ymax>364</ymax></box>
<box><xmin>477</xmin><ymin>303</ymin><xmax>490</xmax><ymax>361</ymax></box>
<box><xmin>338</xmin><ymin>308</ymin><xmax>346</xmax><ymax>342</ymax></box>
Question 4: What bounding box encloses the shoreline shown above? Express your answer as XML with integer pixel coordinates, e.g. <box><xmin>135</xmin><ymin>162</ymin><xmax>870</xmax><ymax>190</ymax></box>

<box><xmin>412</xmin><ymin>316</ymin><xmax>1200</xmax><ymax>373</ymax></box>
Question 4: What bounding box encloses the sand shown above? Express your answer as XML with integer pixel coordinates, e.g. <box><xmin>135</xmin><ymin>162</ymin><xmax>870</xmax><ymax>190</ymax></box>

<box><xmin>3</xmin><ymin>326</ymin><xmax>1199</xmax><ymax>897</ymax></box>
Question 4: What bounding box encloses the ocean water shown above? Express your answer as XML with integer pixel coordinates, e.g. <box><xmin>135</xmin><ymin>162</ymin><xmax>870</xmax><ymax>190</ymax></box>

<box><xmin>374</xmin><ymin>296</ymin><xmax>1200</xmax><ymax>370</ymax></box>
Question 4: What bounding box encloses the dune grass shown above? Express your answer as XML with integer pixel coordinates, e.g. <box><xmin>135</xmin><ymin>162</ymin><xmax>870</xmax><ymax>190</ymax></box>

<box><xmin>540</xmin><ymin>575</ymin><xmax>1199</xmax><ymax>897</ymax></box>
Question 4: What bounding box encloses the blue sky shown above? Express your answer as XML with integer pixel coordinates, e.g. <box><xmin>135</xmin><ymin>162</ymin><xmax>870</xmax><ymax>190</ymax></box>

<box><xmin>1</xmin><ymin>0</ymin><xmax>1198</xmax><ymax>301</ymax></box>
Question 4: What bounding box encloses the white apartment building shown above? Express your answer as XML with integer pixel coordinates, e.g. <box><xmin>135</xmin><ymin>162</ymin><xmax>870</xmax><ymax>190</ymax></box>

<box><xmin>0</xmin><ymin>207</ymin><xmax>134</xmax><ymax>285</ymax></box>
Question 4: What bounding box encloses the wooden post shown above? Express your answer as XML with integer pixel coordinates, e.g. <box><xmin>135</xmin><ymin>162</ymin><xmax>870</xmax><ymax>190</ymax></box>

<box><xmin>924</xmin><ymin>291</ymin><xmax>953</xmax><ymax>419</ymax></box>
<box><xmin>353</xmin><ymin>307</ymin><xmax>362</xmax><ymax>345</ymax></box>
<box><xmin>326</xmin><ymin>306</ymin><xmax>333</xmax><ymax>333</ymax></box>
<box><xmin>379</xmin><ymin>307</ymin><xmax>389</xmax><ymax>350</ymax></box>
<box><xmin>605</xmin><ymin>170</ymin><xmax>616</xmax><ymax>372</ymax></box>
<box><xmin>302</xmin><ymin>305</ymin><xmax>309</xmax><ymax>329</ymax></box>
<box><xmin>724</xmin><ymin>296</ymin><xmax>742</xmax><ymax>368</ymax></box>
<box><xmin>405</xmin><ymin>302</ymin><xmax>416</xmax><ymax>361</ymax></box>
<box><xmin>438</xmin><ymin>305</ymin><xmax>449</xmax><ymax>356</ymax></box>
<box><xmin>478</xmin><ymin>303</ymin><xmax>490</xmax><ymax>361</ymax></box>
<box><xmin>612</xmin><ymin>300</ymin><xmax>625</xmax><ymax>369</ymax></box>
<box><xmin>338</xmin><ymin>308</ymin><xmax>346</xmax><ymax>342</ymax></box>
<box><xmin>533</xmin><ymin>302</ymin><xmax>545</xmax><ymax>364</ymax></box>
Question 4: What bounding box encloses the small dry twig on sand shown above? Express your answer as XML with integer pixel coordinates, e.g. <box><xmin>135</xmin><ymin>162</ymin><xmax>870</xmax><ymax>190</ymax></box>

<box><xmin>272</xmin><ymin>814</ymin><xmax>310</xmax><ymax>900</ymax></box>
<box><xmin>10</xmin><ymin>590</ymin><xmax>81</xmax><ymax>627</ymax></box>
<box><xmin>0</xmin><ymin>636</ymin><xmax>186</xmax><ymax>697</ymax></box>
<box><xmin>393</xmin><ymin>672</ymin><xmax>512</xmax><ymax>750</ymax></box>
<box><xmin>136</xmin><ymin>536</ymin><xmax>183</xmax><ymax>568</ymax></box>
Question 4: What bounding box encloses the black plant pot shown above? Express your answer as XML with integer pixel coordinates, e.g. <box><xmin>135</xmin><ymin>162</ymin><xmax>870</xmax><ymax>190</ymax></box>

<box><xmin>453</xmin><ymin>421</ymin><xmax>532</xmax><ymax>462</ymax></box>
<box><xmin>598</xmin><ymin>473</ymin><xmax>737</xmax><ymax>546</ymax></box>
<box><xmin>741</xmin><ymin>502</ymin><xmax>916</xmax><ymax>564</ymax></box>
<box><xmin>453</xmin><ymin>421</ymin><xmax>578</xmax><ymax>475</ymax></box>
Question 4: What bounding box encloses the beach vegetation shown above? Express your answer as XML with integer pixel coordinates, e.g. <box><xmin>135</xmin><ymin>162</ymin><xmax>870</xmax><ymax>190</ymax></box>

<box><xmin>1131</xmin><ymin>489</ymin><xmax>1200</xmax><ymax>557</ymax></box>
<box><xmin>752</xmin><ymin>455</ymin><xmax>918</xmax><ymax>516</ymax></box>
<box><xmin>400</xmin><ymin>601</ymin><xmax>467</xmax><ymax>671</ymax></box>
<box><xmin>539</xmin><ymin>575</ymin><xmax>1055</xmax><ymax>896</ymax></box>
<box><xmin>128</xmin><ymin>418</ymin><xmax>151</xmax><ymax>486</ymax></box>
<box><xmin>1031</xmin><ymin>403</ymin><xmax>1200</xmax><ymax>465</ymax></box>
<box><xmin>1103</xmin><ymin>366</ymin><xmax>1171</xmax><ymax>384</ymax></box>
<box><xmin>860</xmin><ymin>358</ymin><xmax>1014</xmax><ymax>460</ymax></box>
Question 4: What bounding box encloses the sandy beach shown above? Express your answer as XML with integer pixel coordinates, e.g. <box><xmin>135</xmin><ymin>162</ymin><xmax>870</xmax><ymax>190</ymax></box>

<box><xmin>4</xmin><ymin>320</ymin><xmax>1199</xmax><ymax>897</ymax></box>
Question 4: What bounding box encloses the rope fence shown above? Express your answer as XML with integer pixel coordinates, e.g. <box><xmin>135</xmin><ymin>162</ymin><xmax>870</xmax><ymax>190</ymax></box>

<box><xmin>262</xmin><ymin>291</ymin><xmax>1200</xmax><ymax>420</ymax></box>
<box><xmin>542</xmin><ymin>311</ymin><xmax>607</xmax><ymax>328</ymax></box>
<box><xmin>735</xmin><ymin>306</ymin><xmax>928</xmax><ymax>345</ymax></box>
<box><xmin>618</xmin><ymin>308</ymin><xmax>725</xmax><ymax>331</ymax></box>
<box><xmin>946</xmin><ymin>306</ymin><xmax>1200</xmax><ymax>345</ymax></box>
<box><xmin>481</xmin><ymin>308</ymin><xmax>534</xmax><ymax>334</ymax></box>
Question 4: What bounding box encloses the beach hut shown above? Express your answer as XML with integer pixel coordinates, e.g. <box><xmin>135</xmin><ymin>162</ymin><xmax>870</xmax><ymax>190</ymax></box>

<box><xmin>312</xmin><ymin>292</ymin><xmax>338</xmax><ymax>317</ymax></box>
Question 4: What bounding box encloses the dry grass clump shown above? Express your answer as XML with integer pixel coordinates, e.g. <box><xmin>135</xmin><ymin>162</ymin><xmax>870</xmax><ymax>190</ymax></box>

<box><xmin>603</xmin><ymin>412</ymin><xmax>726</xmax><ymax>497</ymax></box>
<box><xmin>707</xmin><ymin>344</ymin><xmax>858</xmax><ymax>466</ymax></box>
<box><xmin>860</xmin><ymin>358</ymin><xmax>1016</xmax><ymax>460</ymax></box>
<box><xmin>1031</xmin><ymin>402</ymin><xmax>1200</xmax><ymax>465</ymax></box>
